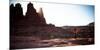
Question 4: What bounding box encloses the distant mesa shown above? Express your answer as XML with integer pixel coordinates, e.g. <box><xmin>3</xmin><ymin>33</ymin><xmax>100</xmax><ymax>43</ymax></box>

<box><xmin>88</xmin><ymin>22</ymin><xmax>94</xmax><ymax>26</ymax></box>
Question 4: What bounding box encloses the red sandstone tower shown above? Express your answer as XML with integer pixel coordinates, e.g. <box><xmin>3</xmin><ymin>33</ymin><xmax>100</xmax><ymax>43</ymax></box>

<box><xmin>25</xmin><ymin>2</ymin><xmax>46</xmax><ymax>26</ymax></box>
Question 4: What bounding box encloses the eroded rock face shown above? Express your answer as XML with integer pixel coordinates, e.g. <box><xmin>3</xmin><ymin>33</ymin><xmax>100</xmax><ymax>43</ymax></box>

<box><xmin>10</xmin><ymin>2</ymin><xmax>48</xmax><ymax>34</ymax></box>
<box><xmin>10</xmin><ymin>3</ymin><xmax>24</xmax><ymax>34</ymax></box>
<box><xmin>25</xmin><ymin>2</ymin><xmax>47</xmax><ymax>26</ymax></box>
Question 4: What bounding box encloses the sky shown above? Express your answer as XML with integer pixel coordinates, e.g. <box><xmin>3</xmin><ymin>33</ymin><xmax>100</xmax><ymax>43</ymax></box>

<box><xmin>10</xmin><ymin>0</ymin><xmax>95</xmax><ymax>27</ymax></box>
